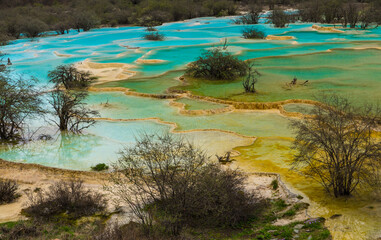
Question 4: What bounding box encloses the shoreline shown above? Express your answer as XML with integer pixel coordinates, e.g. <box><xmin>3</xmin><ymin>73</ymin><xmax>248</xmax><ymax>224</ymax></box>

<box><xmin>0</xmin><ymin>158</ymin><xmax>310</xmax><ymax>224</ymax></box>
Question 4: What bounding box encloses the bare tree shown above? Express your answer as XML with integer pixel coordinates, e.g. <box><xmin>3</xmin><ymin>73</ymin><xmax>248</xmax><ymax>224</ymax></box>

<box><xmin>233</xmin><ymin>6</ymin><xmax>262</xmax><ymax>25</ymax></box>
<box><xmin>0</xmin><ymin>70</ymin><xmax>44</xmax><ymax>141</ymax></box>
<box><xmin>48</xmin><ymin>64</ymin><xmax>95</xmax><ymax>90</ymax></box>
<box><xmin>341</xmin><ymin>3</ymin><xmax>359</xmax><ymax>28</ymax></box>
<box><xmin>290</xmin><ymin>95</ymin><xmax>381</xmax><ymax>197</ymax></box>
<box><xmin>49</xmin><ymin>89</ymin><xmax>99</xmax><ymax>133</ymax></box>
<box><xmin>243</xmin><ymin>63</ymin><xmax>261</xmax><ymax>93</ymax></box>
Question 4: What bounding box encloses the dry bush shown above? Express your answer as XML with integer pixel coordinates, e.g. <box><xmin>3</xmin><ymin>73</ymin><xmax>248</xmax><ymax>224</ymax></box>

<box><xmin>242</xmin><ymin>27</ymin><xmax>265</xmax><ymax>39</ymax></box>
<box><xmin>24</xmin><ymin>179</ymin><xmax>107</xmax><ymax>219</ymax></box>
<box><xmin>143</xmin><ymin>32</ymin><xmax>165</xmax><ymax>41</ymax></box>
<box><xmin>0</xmin><ymin>180</ymin><xmax>19</xmax><ymax>204</ymax></box>
<box><xmin>0</xmin><ymin>221</ymin><xmax>40</xmax><ymax>240</ymax></box>
<box><xmin>110</xmin><ymin>133</ymin><xmax>263</xmax><ymax>236</ymax></box>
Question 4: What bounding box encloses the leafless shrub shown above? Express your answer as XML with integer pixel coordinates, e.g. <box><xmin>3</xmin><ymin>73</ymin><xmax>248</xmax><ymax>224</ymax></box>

<box><xmin>109</xmin><ymin>133</ymin><xmax>263</xmax><ymax>236</ymax></box>
<box><xmin>242</xmin><ymin>62</ymin><xmax>261</xmax><ymax>93</ymax></box>
<box><xmin>48</xmin><ymin>89</ymin><xmax>99</xmax><ymax>133</ymax></box>
<box><xmin>24</xmin><ymin>179</ymin><xmax>107</xmax><ymax>219</ymax></box>
<box><xmin>0</xmin><ymin>179</ymin><xmax>19</xmax><ymax>204</ymax></box>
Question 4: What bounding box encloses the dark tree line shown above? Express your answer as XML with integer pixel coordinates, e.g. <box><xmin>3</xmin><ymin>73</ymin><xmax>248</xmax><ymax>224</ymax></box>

<box><xmin>1</xmin><ymin>0</ymin><xmax>380</xmax><ymax>45</ymax></box>
<box><xmin>299</xmin><ymin>0</ymin><xmax>381</xmax><ymax>28</ymax></box>
<box><xmin>0</xmin><ymin>0</ymin><xmax>240</xmax><ymax>43</ymax></box>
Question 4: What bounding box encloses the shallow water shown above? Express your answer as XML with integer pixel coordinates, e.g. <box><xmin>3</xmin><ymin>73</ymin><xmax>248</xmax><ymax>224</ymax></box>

<box><xmin>1</xmin><ymin>15</ymin><xmax>381</xmax><ymax>239</ymax></box>
<box><xmin>283</xmin><ymin>103</ymin><xmax>315</xmax><ymax>114</ymax></box>
<box><xmin>175</xmin><ymin>97</ymin><xmax>228</xmax><ymax>110</ymax></box>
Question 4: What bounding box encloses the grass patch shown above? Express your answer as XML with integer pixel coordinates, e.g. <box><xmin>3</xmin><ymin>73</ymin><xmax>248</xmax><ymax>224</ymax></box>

<box><xmin>272</xmin><ymin>199</ymin><xmax>288</xmax><ymax>212</ymax></box>
<box><xmin>0</xmin><ymin>215</ymin><xmax>109</xmax><ymax>240</ymax></box>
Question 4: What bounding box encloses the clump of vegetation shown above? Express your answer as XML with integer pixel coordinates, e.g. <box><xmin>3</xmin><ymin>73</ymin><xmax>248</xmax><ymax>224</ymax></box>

<box><xmin>290</xmin><ymin>94</ymin><xmax>381</xmax><ymax>197</ymax></box>
<box><xmin>0</xmin><ymin>217</ymin><xmax>109</xmax><ymax>240</ymax></box>
<box><xmin>271</xmin><ymin>179</ymin><xmax>279</xmax><ymax>190</ymax></box>
<box><xmin>143</xmin><ymin>32</ymin><xmax>165</xmax><ymax>41</ymax></box>
<box><xmin>48</xmin><ymin>64</ymin><xmax>95</xmax><ymax>90</ymax></box>
<box><xmin>109</xmin><ymin>133</ymin><xmax>263</xmax><ymax>236</ymax></box>
<box><xmin>268</xmin><ymin>9</ymin><xmax>290</xmax><ymax>28</ymax></box>
<box><xmin>272</xmin><ymin>199</ymin><xmax>288</xmax><ymax>212</ymax></box>
<box><xmin>145</xmin><ymin>26</ymin><xmax>157</xmax><ymax>32</ymax></box>
<box><xmin>186</xmin><ymin>47</ymin><xmax>248</xmax><ymax>80</ymax></box>
<box><xmin>242</xmin><ymin>27</ymin><xmax>266</xmax><ymax>39</ymax></box>
<box><xmin>91</xmin><ymin>163</ymin><xmax>109</xmax><ymax>171</ymax></box>
<box><xmin>24</xmin><ymin>180</ymin><xmax>107</xmax><ymax>220</ymax></box>
<box><xmin>0</xmin><ymin>180</ymin><xmax>20</xmax><ymax>204</ymax></box>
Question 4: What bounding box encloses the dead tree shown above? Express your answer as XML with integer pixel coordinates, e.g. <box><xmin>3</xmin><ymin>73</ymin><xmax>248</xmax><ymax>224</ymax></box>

<box><xmin>0</xmin><ymin>71</ymin><xmax>44</xmax><ymax>141</ymax></box>
<box><xmin>216</xmin><ymin>152</ymin><xmax>236</xmax><ymax>164</ymax></box>
<box><xmin>243</xmin><ymin>63</ymin><xmax>261</xmax><ymax>93</ymax></box>
<box><xmin>49</xmin><ymin>89</ymin><xmax>99</xmax><ymax>133</ymax></box>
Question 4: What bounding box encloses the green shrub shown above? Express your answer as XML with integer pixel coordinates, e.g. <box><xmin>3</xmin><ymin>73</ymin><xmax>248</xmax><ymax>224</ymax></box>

<box><xmin>143</xmin><ymin>32</ymin><xmax>165</xmax><ymax>41</ymax></box>
<box><xmin>283</xmin><ymin>209</ymin><xmax>296</xmax><ymax>217</ymax></box>
<box><xmin>242</xmin><ymin>27</ymin><xmax>266</xmax><ymax>39</ymax></box>
<box><xmin>186</xmin><ymin>47</ymin><xmax>248</xmax><ymax>80</ymax></box>
<box><xmin>272</xmin><ymin>199</ymin><xmax>288</xmax><ymax>212</ymax></box>
<box><xmin>0</xmin><ymin>180</ymin><xmax>20</xmax><ymax>204</ymax></box>
<box><xmin>91</xmin><ymin>163</ymin><xmax>109</xmax><ymax>171</ymax></box>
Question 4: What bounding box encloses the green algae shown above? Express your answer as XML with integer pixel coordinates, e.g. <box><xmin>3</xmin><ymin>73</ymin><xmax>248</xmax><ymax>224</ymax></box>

<box><xmin>283</xmin><ymin>103</ymin><xmax>315</xmax><ymax>115</ymax></box>
<box><xmin>176</xmin><ymin>49</ymin><xmax>381</xmax><ymax>105</ymax></box>
<box><xmin>86</xmin><ymin>92</ymin><xmax>293</xmax><ymax>137</ymax></box>
<box><xmin>235</xmin><ymin>138</ymin><xmax>381</xmax><ymax>240</ymax></box>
